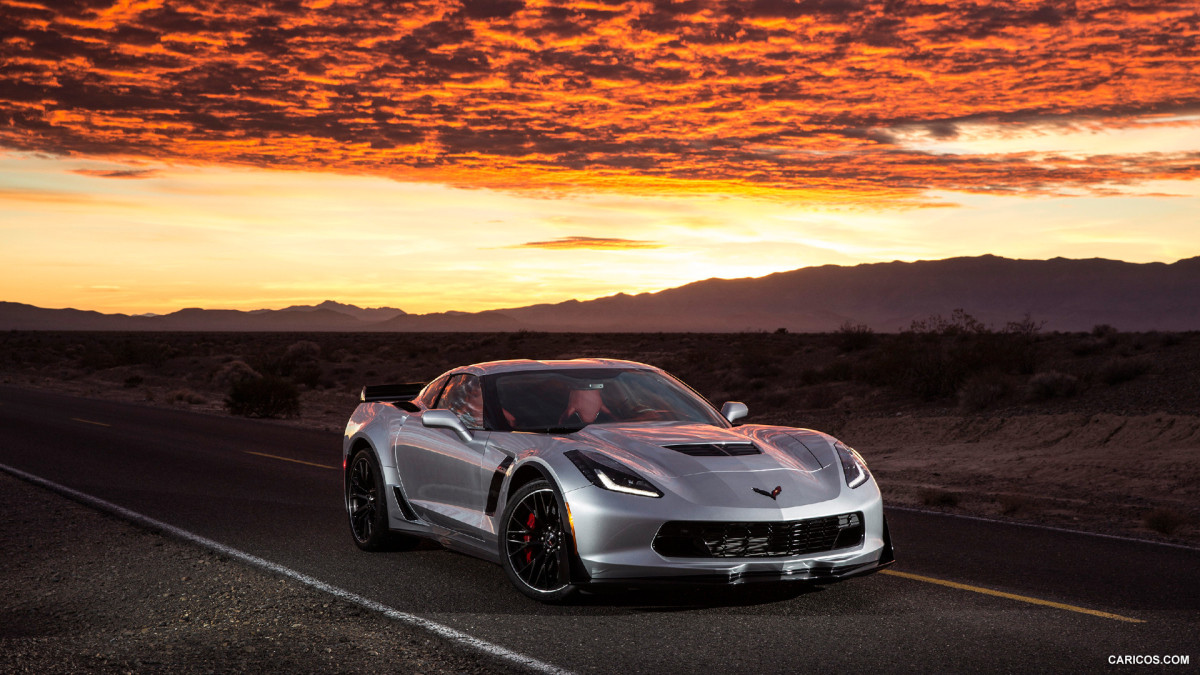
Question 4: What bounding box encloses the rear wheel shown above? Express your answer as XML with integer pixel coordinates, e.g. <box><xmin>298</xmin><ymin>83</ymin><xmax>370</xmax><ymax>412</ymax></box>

<box><xmin>346</xmin><ymin>449</ymin><xmax>418</xmax><ymax>551</ymax></box>
<box><xmin>500</xmin><ymin>479</ymin><xmax>578</xmax><ymax>603</ymax></box>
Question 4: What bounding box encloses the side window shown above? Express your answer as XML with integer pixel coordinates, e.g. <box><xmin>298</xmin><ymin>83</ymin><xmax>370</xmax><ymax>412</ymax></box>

<box><xmin>437</xmin><ymin>374</ymin><xmax>484</xmax><ymax>430</ymax></box>
<box><xmin>416</xmin><ymin>373</ymin><xmax>452</xmax><ymax>409</ymax></box>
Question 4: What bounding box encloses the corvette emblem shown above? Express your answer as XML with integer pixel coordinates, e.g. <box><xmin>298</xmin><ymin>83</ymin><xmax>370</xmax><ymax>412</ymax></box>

<box><xmin>753</xmin><ymin>486</ymin><xmax>783</xmax><ymax>500</ymax></box>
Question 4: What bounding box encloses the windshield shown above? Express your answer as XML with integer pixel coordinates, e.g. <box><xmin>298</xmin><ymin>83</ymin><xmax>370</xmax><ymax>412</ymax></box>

<box><xmin>484</xmin><ymin>368</ymin><xmax>726</xmax><ymax>432</ymax></box>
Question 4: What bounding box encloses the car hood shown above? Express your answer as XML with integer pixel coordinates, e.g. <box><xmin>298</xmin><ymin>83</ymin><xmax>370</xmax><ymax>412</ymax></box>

<box><xmin>571</xmin><ymin>422</ymin><xmax>835</xmax><ymax>478</ymax></box>
<box><xmin>567</xmin><ymin>422</ymin><xmax>844</xmax><ymax>509</ymax></box>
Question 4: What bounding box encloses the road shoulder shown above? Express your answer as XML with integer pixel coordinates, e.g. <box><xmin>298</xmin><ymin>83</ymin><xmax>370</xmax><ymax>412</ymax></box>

<box><xmin>0</xmin><ymin>471</ymin><xmax>520</xmax><ymax>674</ymax></box>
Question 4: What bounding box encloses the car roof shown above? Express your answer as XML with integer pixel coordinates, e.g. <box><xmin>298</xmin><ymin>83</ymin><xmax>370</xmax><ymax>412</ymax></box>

<box><xmin>456</xmin><ymin>358</ymin><xmax>659</xmax><ymax>376</ymax></box>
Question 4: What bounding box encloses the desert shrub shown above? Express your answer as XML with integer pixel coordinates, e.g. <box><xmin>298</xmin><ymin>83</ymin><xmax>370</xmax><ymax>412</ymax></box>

<box><xmin>920</xmin><ymin>488</ymin><xmax>960</xmax><ymax>508</ymax></box>
<box><xmin>909</xmin><ymin>309</ymin><xmax>988</xmax><ymax>335</ymax></box>
<box><xmin>1098</xmin><ymin>357</ymin><xmax>1151</xmax><ymax>385</ymax></box>
<box><xmin>1092</xmin><ymin>324</ymin><xmax>1119</xmax><ymax>338</ymax></box>
<box><xmin>957</xmin><ymin>376</ymin><xmax>1009</xmax><ymax>411</ymax></box>
<box><xmin>212</xmin><ymin>360</ymin><xmax>260</xmax><ymax>388</ymax></box>
<box><xmin>863</xmin><ymin>310</ymin><xmax>1040</xmax><ymax>400</ymax></box>
<box><xmin>123</xmin><ymin>374</ymin><xmax>144</xmax><ymax>388</ymax></box>
<box><xmin>1143</xmin><ymin>508</ymin><xmax>1188</xmax><ymax>536</ymax></box>
<box><xmin>289</xmin><ymin>361</ymin><xmax>323</xmax><ymax>388</ymax></box>
<box><xmin>285</xmin><ymin>340</ymin><xmax>321</xmax><ymax>362</ymax></box>
<box><xmin>836</xmin><ymin>321</ymin><xmax>875</xmax><ymax>352</ymax></box>
<box><xmin>226</xmin><ymin>375</ymin><xmax>300</xmax><ymax>418</ymax></box>
<box><xmin>1160</xmin><ymin>332</ymin><xmax>1183</xmax><ymax>347</ymax></box>
<box><xmin>168</xmin><ymin>388</ymin><xmax>206</xmax><ymax>404</ymax></box>
<box><xmin>1027</xmin><ymin>371</ymin><xmax>1079</xmax><ymax>401</ymax></box>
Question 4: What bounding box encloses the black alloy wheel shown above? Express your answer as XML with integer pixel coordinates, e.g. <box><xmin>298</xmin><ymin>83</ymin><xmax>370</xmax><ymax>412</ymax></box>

<box><xmin>347</xmin><ymin>449</ymin><xmax>390</xmax><ymax>551</ymax></box>
<box><xmin>500</xmin><ymin>479</ymin><xmax>577</xmax><ymax>602</ymax></box>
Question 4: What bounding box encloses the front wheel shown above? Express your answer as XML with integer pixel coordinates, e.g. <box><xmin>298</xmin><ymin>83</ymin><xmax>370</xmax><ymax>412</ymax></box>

<box><xmin>499</xmin><ymin>479</ymin><xmax>578</xmax><ymax>603</ymax></box>
<box><xmin>346</xmin><ymin>449</ymin><xmax>417</xmax><ymax>551</ymax></box>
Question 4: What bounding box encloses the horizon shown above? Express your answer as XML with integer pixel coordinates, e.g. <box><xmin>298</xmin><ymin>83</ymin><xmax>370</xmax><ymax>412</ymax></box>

<box><xmin>7</xmin><ymin>251</ymin><xmax>1198</xmax><ymax>318</ymax></box>
<box><xmin>2</xmin><ymin>2</ymin><xmax>1198</xmax><ymax>315</ymax></box>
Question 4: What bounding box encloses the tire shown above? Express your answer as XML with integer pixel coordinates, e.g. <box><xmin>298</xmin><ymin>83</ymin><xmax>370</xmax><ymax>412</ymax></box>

<box><xmin>499</xmin><ymin>479</ymin><xmax>579</xmax><ymax>603</ymax></box>
<box><xmin>346</xmin><ymin>449</ymin><xmax>416</xmax><ymax>551</ymax></box>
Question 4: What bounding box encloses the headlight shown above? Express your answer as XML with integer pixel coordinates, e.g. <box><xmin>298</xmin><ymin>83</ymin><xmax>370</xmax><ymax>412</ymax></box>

<box><xmin>565</xmin><ymin>450</ymin><xmax>662</xmax><ymax>498</ymax></box>
<box><xmin>835</xmin><ymin>441</ymin><xmax>870</xmax><ymax>489</ymax></box>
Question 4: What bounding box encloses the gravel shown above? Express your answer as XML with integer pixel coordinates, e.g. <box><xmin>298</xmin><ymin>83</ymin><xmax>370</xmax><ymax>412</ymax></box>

<box><xmin>0</xmin><ymin>472</ymin><xmax>525</xmax><ymax>674</ymax></box>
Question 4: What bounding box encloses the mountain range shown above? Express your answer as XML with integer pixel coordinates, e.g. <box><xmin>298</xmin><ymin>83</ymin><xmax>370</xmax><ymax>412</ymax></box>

<box><xmin>5</xmin><ymin>255</ymin><xmax>1199</xmax><ymax>332</ymax></box>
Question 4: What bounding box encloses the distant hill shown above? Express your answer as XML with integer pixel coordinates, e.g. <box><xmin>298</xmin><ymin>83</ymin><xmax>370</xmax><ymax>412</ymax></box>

<box><xmin>494</xmin><ymin>255</ymin><xmax>1200</xmax><ymax>332</ymax></box>
<box><xmin>278</xmin><ymin>300</ymin><xmax>405</xmax><ymax>323</ymax></box>
<box><xmin>3</xmin><ymin>255</ymin><xmax>1199</xmax><ymax>332</ymax></box>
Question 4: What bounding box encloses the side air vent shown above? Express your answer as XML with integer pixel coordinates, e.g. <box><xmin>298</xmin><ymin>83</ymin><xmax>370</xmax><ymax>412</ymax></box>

<box><xmin>664</xmin><ymin>442</ymin><xmax>761</xmax><ymax>457</ymax></box>
<box><xmin>392</xmin><ymin>486</ymin><xmax>419</xmax><ymax>521</ymax></box>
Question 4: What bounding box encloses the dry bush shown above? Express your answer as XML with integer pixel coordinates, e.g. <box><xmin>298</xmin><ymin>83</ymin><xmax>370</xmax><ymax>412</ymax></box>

<box><xmin>957</xmin><ymin>377</ymin><xmax>1009</xmax><ymax>411</ymax></box>
<box><xmin>1026</xmin><ymin>371</ymin><xmax>1079</xmax><ymax>401</ymax></box>
<box><xmin>863</xmin><ymin>309</ymin><xmax>1040</xmax><ymax>401</ymax></box>
<box><xmin>225</xmin><ymin>375</ymin><xmax>300</xmax><ymax>419</ymax></box>
<box><xmin>212</xmin><ymin>360</ymin><xmax>260</xmax><ymax>388</ymax></box>
<box><xmin>1143</xmin><ymin>509</ymin><xmax>1188</xmax><ymax>536</ymax></box>
<box><xmin>168</xmin><ymin>388</ymin><xmax>206</xmax><ymax>405</ymax></box>
<box><xmin>285</xmin><ymin>340</ymin><xmax>321</xmax><ymax>361</ymax></box>
<box><xmin>836</xmin><ymin>321</ymin><xmax>875</xmax><ymax>352</ymax></box>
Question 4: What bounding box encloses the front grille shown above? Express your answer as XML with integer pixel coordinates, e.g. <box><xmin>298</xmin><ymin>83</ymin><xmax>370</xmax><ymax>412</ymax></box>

<box><xmin>664</xmin><ymin>442</ymin><xmax>761</xmax><ymax>456</ymax></box>
<box><xmin>653</xmin><ymin>512</ymin><xmax>864</xmax><ymax>558</ymax></box>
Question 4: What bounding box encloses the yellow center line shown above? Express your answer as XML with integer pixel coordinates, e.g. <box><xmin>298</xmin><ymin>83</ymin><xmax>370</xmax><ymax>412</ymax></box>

<box><xmin>243</xmin><ymin>451</ymin><xmax>337</xmax><ymax>470</ymax></box>
<box><xmin>71</xmin><ymin>417</ymin><xmax>111</xmax><ymax>427</ymax></box>
<box><xmin>881</xmin><ymin>569</ymin><xmax>1144</xmax><ymax>623</ymax></box>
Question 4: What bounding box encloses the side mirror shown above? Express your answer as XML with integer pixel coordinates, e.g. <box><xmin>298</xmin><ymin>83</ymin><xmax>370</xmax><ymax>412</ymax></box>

<box><xmin>721</xmin><ymin>401</ymin><xmax>748</xmax><ymax>425</ymax></box>
<box><xmin>422</xmin><ymin>409</ymin><xmax>473</xmax><ymax>442</ymax></box>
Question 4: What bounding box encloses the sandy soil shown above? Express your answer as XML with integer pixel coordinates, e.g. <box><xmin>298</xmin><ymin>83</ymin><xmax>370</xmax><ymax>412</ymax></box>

<box><xmin>841</xmin><ymin>413</ymin><xmax>1200</xmax><ymax>544</ymax></box>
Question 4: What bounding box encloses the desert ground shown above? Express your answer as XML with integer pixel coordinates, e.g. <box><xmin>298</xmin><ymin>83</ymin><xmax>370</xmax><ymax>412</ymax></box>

<box><xmin>2</xmin><ymin>324</ymin><xmax>1197</xmax><ymax>546</ymax></box>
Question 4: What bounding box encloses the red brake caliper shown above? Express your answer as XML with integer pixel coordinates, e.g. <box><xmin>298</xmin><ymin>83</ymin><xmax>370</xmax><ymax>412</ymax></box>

<box><xmin>525</xmin><ymin>512</ymin><xmax>536</xmax><ymax>563</ymax></box>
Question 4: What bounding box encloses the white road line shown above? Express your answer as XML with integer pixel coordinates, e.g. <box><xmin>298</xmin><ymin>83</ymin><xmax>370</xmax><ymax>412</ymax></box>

<box><xmin>885</xmin><ymin>505</ymin><xmax>1200</xmax><ymax>552</ymax></box>
<box><xmin>0</xmin><ymin>462</ymin><xmax>573</xmax><ymax>675</ymax></box>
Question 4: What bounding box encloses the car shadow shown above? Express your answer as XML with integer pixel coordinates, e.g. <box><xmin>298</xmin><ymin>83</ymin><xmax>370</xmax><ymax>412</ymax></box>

<box><xmin>572</xmin><ymin>582</ymin><xmax>826</xmax><ymax>611</ymax></box>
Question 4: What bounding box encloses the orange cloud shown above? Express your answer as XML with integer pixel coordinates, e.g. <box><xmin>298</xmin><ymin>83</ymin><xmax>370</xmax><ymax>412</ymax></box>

<box><xmin>71</xmin><ymin>168</ymin><xmax>160</xmax><ymax>179</ymax></box>
<box><xmin>1</xmin><ymin>0</ymin><xmax>1198</xmax><ymax>203</ymax></box>
<box><xmin>512</xmin><ymin>236</ymin><xmax>663</xmax><ymax>250</ymax></box>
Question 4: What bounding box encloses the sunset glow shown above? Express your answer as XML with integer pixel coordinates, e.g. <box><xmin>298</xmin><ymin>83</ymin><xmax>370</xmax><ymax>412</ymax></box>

<box><xmin>2</xmin><ymin>0</ymin><xmax>1198</xmax><ymax>314</ymax></box>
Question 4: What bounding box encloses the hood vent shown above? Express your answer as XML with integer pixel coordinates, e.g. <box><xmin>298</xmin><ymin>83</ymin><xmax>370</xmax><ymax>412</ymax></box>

<box><xmin>664</xmin><ymin>442</ymin><xmax>761</xmax><ymax>457</ymax></box>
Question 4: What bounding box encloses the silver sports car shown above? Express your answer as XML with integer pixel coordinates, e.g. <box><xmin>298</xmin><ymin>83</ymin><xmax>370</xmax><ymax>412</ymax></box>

<box><xmin>343</xmin><ymin>358</ymin><xmax>893</xmax><ymax>602</ymax></box>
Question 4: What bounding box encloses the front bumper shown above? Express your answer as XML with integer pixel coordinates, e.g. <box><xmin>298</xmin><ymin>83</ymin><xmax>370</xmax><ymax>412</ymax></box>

<box><xmin>563</xmin><ymin>479</ymin><xmax>893</xmax><ymax>586</ymax></box>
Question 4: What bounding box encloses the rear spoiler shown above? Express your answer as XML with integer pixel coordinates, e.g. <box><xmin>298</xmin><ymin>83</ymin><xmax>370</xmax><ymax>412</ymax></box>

<box><xmin>361</xmin><ymin>383</ymin><xmax>426</xmax><ymax>403</ymax></box>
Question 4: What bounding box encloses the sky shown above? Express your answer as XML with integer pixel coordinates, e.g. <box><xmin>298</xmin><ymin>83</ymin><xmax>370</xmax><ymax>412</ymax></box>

<box><xmin>1</xmin><ymin>0</ymin><xmax>1198</xmax><ymax>315</ymax></box>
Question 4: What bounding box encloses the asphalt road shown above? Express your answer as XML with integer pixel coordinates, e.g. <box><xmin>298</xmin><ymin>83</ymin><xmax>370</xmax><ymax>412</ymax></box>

<box><xmin>2</xmin><ymin>385</ymin><xmax>1196</xmax><ymax>673</ymax></box>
